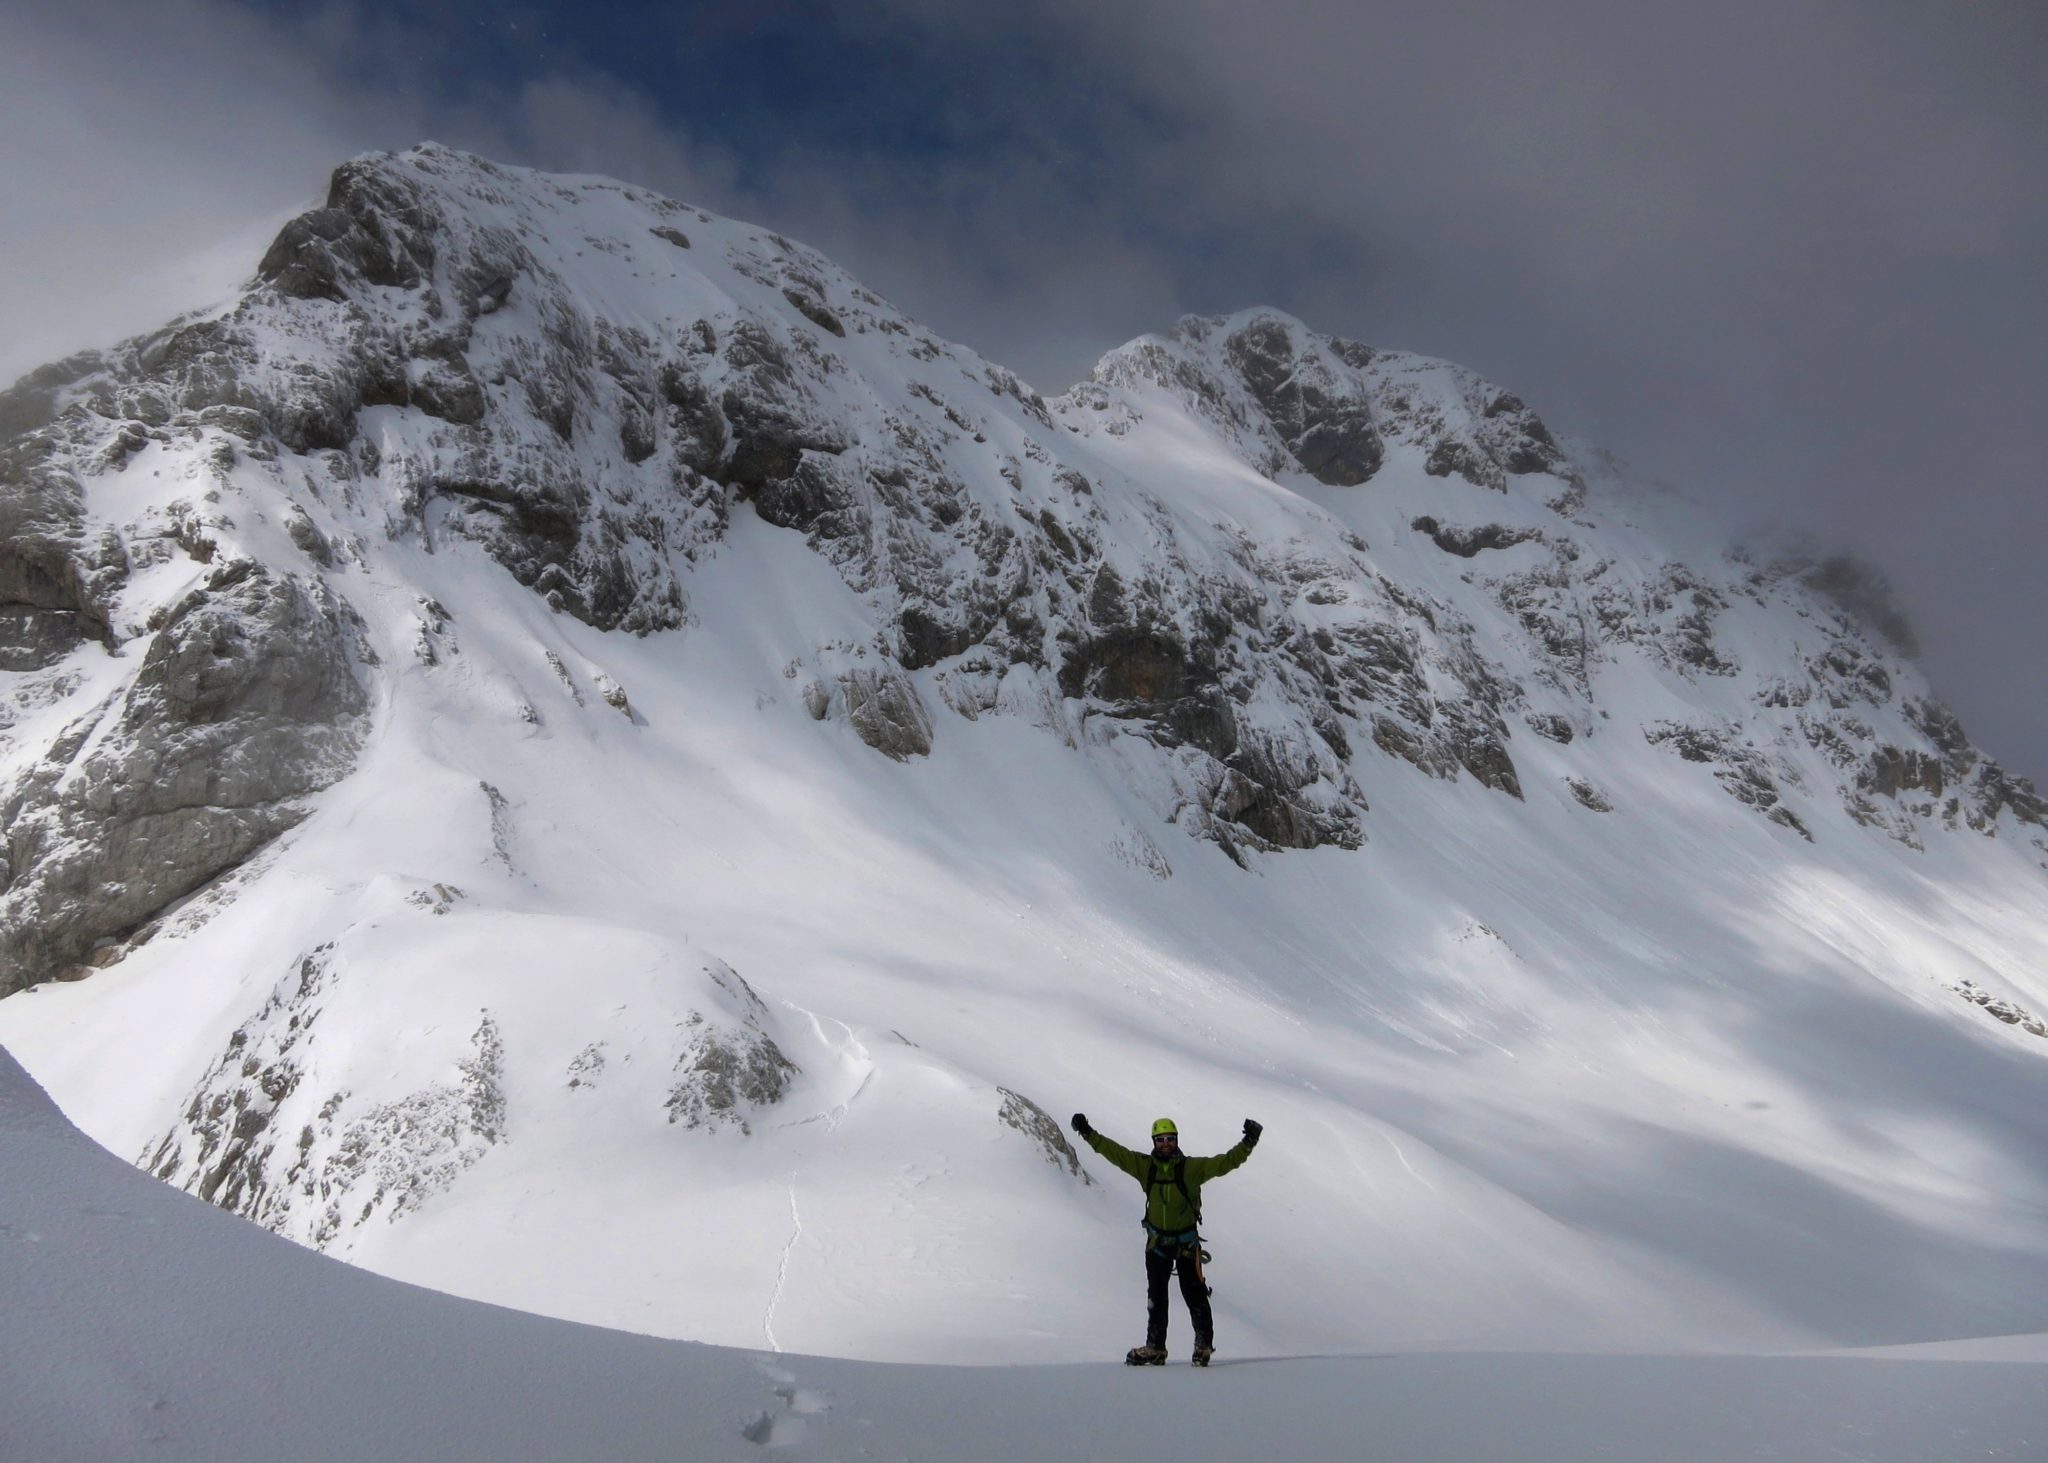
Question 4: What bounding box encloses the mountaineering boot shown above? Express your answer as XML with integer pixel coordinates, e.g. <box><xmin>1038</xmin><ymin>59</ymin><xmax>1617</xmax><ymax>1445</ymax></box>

<box><xmin>1124</xmin><ymin>1344</ymin><xmax>1168</xmax><ymax>1366</ymax></box>
<box><xmin>1191</xmin><ymin>1342</ymin><xmax>1214</xmax><ymax>1367</ymax></box>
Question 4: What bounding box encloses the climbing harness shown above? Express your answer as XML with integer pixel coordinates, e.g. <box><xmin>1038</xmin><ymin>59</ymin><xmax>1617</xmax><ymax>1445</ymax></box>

<box><xmin>1140</xmin><ymin>1158</ymin><xmax>1215</xmax><ymax>1291</ymax></box>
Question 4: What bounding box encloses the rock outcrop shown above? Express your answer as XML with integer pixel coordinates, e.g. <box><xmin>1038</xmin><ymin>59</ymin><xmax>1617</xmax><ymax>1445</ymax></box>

<box><xmin>143</xmin><ymin>945</ymin><xmax>508</xmax><ymax>1247</ymax></box>
<box><xmin>1</xmin><ymin>561</ymin><xmax>367</xmax><ymax>991</ymax></box>
<box><xmin>664</xmin><ymin>962</ymin><xmax>800</xmax><ymax>1134</ymax></box>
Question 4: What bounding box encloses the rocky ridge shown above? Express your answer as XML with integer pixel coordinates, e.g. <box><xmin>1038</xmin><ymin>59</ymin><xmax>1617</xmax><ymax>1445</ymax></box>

<box><xmin>4</xmin><ymin>146</ymin><xmax>2043</xmax><ymax>997</ymax></box>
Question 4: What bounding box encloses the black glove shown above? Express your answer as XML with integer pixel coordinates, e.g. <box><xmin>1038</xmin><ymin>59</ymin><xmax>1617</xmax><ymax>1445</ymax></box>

<box><xmin>1243</xmin><ymin>1118</ymin><xmax>1263</xmax><ymax>1146</ymax></box>
<box><xmin>1071</xmin><ymin>1113</ymin><xmax>1092</xmax><ymax>1137</ymax></box>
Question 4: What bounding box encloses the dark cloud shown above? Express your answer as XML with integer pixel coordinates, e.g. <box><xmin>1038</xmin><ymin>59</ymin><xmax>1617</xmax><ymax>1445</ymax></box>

<box><xmin>5</xmin><ymin>0</ymin><xmax>2041</xmax><ymax>774</ymax></box>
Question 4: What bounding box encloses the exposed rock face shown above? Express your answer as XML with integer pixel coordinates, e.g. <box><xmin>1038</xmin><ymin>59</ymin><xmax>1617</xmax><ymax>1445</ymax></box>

<box><xmin>1952</xmin><ymin>980</ymin><xmax>2048</xmax><ymax>1039</ymax></box>
<box><xmin>0</xmin><ymin>560</ymin><xmax>368</xmax><ymax>992</ymax></box>
<box><xmin>1221</xmin><ymin>316</ymin><xmax>1385</xmax><ymax>485</ymax></box>
<box><xmin>665</xmin><ymin>962</ymin><xmax>799</xmax><ymax>1134</ymax></box>
<box><xmin>141</xmin><ymin>940</ymin><xmax>797</xmax><ymax>1250</ymax></box>
<box><xmin>838</xmin><ymin>667</ymin><xmax>935</xmax><ymax>761</ymax></box>
<box><xmin>1567</xmin><ymin>777</ymin><xmax>1613</xmax><ymax>812</ymax></box>
<box><xmin>1644</xmin><ymin>721</ymin><xmax>1811</xmax><ymax>840</ymax></box>
<box><xmin>1088</xmin><ymin>309</ymin><xmax>1572</xmax><ymax>497</ymax></box>
<box><xmin>0</xmin><ymin>406</ymin><xmax>127</xmax><ymax>671</ymax></box>
<box><xmin>1412</xmin><ymin>516</ymin><xmax>1541</xmax><ymax>558</ymax></box>
<box><xmin>143</xmin><ymin>946</ymin><xmax>508</xmax><ymax>1247</ymax></box>
<box><xmin>997</xmin><ymin>1087</ymin><xmax>1094</xmax><ymax>1183</ymax></box>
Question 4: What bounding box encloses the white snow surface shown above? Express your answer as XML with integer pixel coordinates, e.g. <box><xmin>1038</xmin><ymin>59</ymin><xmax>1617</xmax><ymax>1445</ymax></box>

<box><xmin>4</xmin><ymin>145</ymin><xmax>2048</xmax><ymax>1395</ymax></box>
<box><xmin>8</xmin><ymin>1047</ymin><xmax>2047</xmax><ymax>1462</ymax></box>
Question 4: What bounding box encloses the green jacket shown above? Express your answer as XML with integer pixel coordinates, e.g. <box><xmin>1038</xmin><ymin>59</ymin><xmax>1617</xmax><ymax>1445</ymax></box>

<box><xmin>1083</xmin><ymin>1130</ymin><xmax>1255</xmax><ymax>1234</ymax></box>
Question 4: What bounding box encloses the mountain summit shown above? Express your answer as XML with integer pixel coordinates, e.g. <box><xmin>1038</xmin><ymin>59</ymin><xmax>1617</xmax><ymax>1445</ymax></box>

<box><xmin>3</xmin><ymin>145</ymin><xmax>2046</xmax><ymax>1361</ymax></box>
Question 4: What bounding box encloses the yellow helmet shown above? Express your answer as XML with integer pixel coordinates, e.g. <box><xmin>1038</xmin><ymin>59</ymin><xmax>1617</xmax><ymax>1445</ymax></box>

<box><xmin>1151</xmin><ymin>1118</ymin><xmax>1178</xmax><ymax>1137</ymax></box>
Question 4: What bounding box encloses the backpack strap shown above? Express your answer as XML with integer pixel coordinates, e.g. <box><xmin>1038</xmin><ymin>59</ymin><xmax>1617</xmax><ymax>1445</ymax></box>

<box><xmin>1143</xmin><ymin>1157</ymin><xmax>1202</xmax><ymax>1228</ymax></box>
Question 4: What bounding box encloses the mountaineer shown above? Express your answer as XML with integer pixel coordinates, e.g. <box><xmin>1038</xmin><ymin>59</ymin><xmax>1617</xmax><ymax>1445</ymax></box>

<box><xmin>1069</xmin><ymin>1112</ymin><xmax>1262</xmax><ymax>1366</ymax></box>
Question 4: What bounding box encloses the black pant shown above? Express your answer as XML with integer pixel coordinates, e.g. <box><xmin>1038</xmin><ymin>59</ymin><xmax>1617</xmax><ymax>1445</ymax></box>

<box><xmin>1145</xmin><ymin>1242</ymin><xmax>1213</xmax><ymax>1348</ymax></box>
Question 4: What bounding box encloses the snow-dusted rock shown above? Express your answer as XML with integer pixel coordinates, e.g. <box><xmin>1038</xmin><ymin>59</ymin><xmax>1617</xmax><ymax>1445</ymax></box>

<box><xmin>144</xmin><ymin>944</ymin><xmax>506</xmax><ymax>1246</ymax></box>
<box><xmin>1</xmin><ymin>559</ymin><xmax>366</xmax><ymax>990</ymax></box>
<box><xmin>0</xmin><ymin>384</ymin><xmax>128</xmax><ymax>671</ymax></box>
<box><xmin>663</xmin><ymin>960</ymin><xmax>799</xmax><ymax>1133</ymax></box>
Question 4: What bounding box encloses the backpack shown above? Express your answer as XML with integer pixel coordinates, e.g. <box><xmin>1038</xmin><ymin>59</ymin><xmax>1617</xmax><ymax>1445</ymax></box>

<box><xmin>1143</xmin><ymin>1156</ymin><xmax>1201</xmax><ymax>1232</ymax></box>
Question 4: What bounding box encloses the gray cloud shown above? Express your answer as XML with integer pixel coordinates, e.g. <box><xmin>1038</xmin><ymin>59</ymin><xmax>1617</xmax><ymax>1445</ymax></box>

<box><xmin>0</xmin><ymin>1</ymin><xmax>420</xmax><ymax>381</ymax></box>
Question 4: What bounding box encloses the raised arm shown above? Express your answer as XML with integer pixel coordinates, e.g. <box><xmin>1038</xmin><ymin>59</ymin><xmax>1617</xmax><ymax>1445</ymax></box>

<box><xmin>1071</xmin><ymin>1113</ymin><xmax>1148</xmax><ymax>1182</ymax></box>
<box><xmin>1187</xmin><ymin>1119</ymin><xmax>1262</xmax><ymax>1182</ymax></box>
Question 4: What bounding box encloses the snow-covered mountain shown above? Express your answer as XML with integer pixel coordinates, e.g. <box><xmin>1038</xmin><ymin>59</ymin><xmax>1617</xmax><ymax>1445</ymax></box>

<box><xmin>3</xmin><ymin>144</ymin><xmax>2046</xmax><ymax>1364</ymax></box>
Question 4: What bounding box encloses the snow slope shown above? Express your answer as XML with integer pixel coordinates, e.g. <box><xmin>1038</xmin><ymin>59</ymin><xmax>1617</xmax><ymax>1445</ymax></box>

<box><xmin>8</xmin><ymin>1047</ymin><xmax>2046</xmax><ymax>1463</ymax></box>
<box><xmin>3</xmin><ymin>145</ymin><xmax>2048</xmax><ymax>1370</ymax></box>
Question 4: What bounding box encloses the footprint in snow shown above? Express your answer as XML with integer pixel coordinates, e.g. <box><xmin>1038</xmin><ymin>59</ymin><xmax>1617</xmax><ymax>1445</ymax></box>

<box><xmin>742</xmin><ymin>1360</ymin><xmax>832</xmax><ymax>1446</ymax></box>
